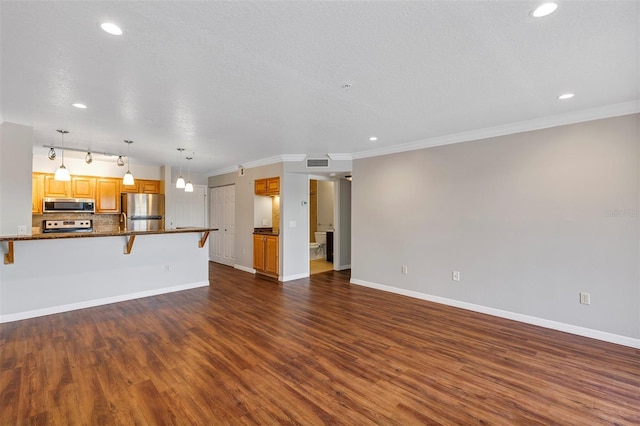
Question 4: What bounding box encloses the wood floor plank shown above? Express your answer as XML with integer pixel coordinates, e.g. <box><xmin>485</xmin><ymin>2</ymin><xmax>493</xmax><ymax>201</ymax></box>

<box><xmin>0</xmin><ymin>262</ymin><xmax>638</xmax><ymax>425</ymax></box>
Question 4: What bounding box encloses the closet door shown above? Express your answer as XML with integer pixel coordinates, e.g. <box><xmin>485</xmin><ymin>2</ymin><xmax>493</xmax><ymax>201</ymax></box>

<box><xmin>209</xmin><ymin>185</ymin><xmax>235</xmax><ymax>266</ymax></box>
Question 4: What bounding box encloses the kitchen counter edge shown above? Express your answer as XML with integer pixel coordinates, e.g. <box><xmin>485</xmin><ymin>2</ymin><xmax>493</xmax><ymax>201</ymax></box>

<box><xmin>0</xmin><ymin>228</ymin><xmax>218</xmax><ymax>242</ymax></box>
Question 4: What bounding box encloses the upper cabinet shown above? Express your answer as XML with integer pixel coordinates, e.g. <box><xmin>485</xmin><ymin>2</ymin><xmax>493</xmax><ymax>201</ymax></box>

<box><xmin>95</xmin><ymin>178</ymin><xmax>121</xmax><ymax>213</ymax></box>
<box><xmin>71</xmin><ymin>176</ymin><xmax>95</xmax><ymax>198</ymax></box>
<box><xmin>43</xmin><ymin>175</ymin><xmax>70</xmax><ymax>198</ymax></box>
<box><xmin>33</xmin><ymin>173</ymin><xmax>163</xmax><ymax>214</ymax></box>
<box><xmin>138</xmin><ymin>179</ymin><xmax>162</xmax><ymax>194</ymax></box>
<box><xmin>43</xmin><ymin>175</ymin><xmax>95</xmax><ymax>198</ymax></box>
<box><xmin>255</xmin><ymin>177</ymin><xmax>280</xmax><ymax>196</ymax></box>
<box><xmin>32</xmin><ymin>174</ymin><xmax>44</xmax><ymax>213</ymax></box>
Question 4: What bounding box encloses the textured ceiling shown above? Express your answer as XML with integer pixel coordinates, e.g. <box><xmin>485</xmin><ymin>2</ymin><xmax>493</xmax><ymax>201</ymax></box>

<box><xmin>1</xmin><ymin>1</ymin><xmax>638</xmax><ymax>174</ymax></box>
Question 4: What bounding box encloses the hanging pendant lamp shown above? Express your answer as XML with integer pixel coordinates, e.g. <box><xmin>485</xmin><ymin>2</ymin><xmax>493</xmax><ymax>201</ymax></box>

<box><xmin>123</xmin><ymin>140</ymin><xmax>135</xmax><ymax>185</ymax></box>
<box><xmin>176</xmin><ymin>148</ymin><xmax>186</xmax><ymax>189</ymax></box>
<box><xmin>184</xmin><ymin>156</ymin><xmax>194</xmax><ymax>192</ymax></box>
<box><xmin>54</xmin><ymin>130</ymin><xmax>71</xmax><ymax>181</ymax></box>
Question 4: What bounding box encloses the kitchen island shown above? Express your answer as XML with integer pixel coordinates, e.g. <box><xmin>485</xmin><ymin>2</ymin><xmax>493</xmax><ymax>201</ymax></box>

<box><xmin>0</xmin><ymin>228</ymin><xmax>216</xmax><ymax>323</ymax></box>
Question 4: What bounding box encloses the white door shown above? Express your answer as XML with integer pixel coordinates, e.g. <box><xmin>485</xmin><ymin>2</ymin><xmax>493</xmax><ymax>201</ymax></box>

<box><xmin>210</xmin><ymin>185</ymin><xmax>235</xmax><ymax>266</ymax></box>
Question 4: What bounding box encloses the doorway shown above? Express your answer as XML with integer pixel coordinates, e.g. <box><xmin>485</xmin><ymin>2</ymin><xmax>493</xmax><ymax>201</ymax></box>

<box><xmin>309</xmin><ymin>179</ymin><xmax>334</xmax><ymax>274</ymax></box>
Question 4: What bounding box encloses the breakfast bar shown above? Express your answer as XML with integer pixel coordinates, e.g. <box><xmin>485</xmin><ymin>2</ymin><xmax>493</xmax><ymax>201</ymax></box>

<box><xmin>0</xmin><ymin>228</ymin><xmax>216</xmax><ymax>323</ymax></box>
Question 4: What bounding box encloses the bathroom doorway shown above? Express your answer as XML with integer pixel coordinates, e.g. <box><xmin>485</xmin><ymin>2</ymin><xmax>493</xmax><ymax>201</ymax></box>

<box><xmin>309</xmin><ymin>179</ymin><xmax>334</xmax><ymax>274</ymax></box>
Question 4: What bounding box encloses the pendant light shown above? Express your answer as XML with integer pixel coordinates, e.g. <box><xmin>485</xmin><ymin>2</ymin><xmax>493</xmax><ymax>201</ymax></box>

<box><xmin>54</xmin><ymin>130</ymin><xmax>71</xmax><ymax>181</ymax></box>
<box><xmin>85</xmin><ymin>151</ymin><xmax>93</xmax><ymax>164</ymax></box>
<box><xmin>123</xmin><ymin>140</ymin><xmax>135</xmax><ymax>185</ymax></box>
<box><xmin>175</xmin><ymin>148</ymin><xmax>186</xmax><ymax>189</ymax></box>
<box><xmin>116</xmin><ymin>155</ymin><xmax>125</xmax><ymax>167</ymax></box>
<box><xmin>47</xmin><ymin>147</ymin><xmax>56</xmax><ymax>160</ymax></box>
<box><xmin>184</xmin><ymin>156</ymin><xmax>194</xmax><ymax>192</ymax></box>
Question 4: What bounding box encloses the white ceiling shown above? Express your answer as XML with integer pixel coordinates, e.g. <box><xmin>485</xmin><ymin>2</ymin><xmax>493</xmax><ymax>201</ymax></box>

<box><xmin>1</xmin><ymin>1</ymin><xmax>638</xmax><ymax>174</ymax></box>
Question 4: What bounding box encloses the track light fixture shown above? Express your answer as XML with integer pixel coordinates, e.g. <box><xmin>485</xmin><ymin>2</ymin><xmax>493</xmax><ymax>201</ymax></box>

<box><xmin>48</xmin><ymin>147</ymin><xmax>56</xmax><ymax>160</ymax></box>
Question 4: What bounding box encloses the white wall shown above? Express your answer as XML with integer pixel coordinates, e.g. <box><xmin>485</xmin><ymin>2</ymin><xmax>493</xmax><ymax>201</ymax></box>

<box><xmin>33</xmin><ymin>151</ymin><xmax>162</xmax><ymax>180</ymax></box>
<box><xmin>0</xmin><ymin>122</ymin><xmax>33</xmax><ymax>236</ymax></box>
<box><xmin>254</xmin><ymin>196</ymin><xmax>273</xmax><ymax>227</ymax></box>
<box><xmin>167</xmin><ymin>184</ymin><xmax>207</xmax><ymax>229</ymax></box>
<box><xmin>351</xmin><ymin>114</ymin><xmax>639</xmax><ymax>345</ymax></box>
<box><xmin>317</xmin><ymin>180</ymin><xmax>334</xmax><ymax>231</ymax></box>
<box><xmin>0</xmin><ymin>232</ymin><xmax>209</xmax><ymax>321</ymax></box>
<box><xmin>335</xmin><ymin>178</ymin><xmax>352</xmax><ymax>270</ymax></box>
<box><xmin>281</xmin><ymin>172</ymin><xmax>310</xmax><ymax>281</ymax></box>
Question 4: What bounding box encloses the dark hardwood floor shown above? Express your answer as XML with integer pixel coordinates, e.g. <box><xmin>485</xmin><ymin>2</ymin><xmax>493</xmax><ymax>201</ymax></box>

<box><xmin>1</xmin><ymin>262</ymin><xmax>638</xmax><ymax>425</ymax></box>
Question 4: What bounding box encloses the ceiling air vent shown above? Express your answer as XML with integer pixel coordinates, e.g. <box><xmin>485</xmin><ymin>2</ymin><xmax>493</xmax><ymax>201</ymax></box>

<box><xmin>306</xmin><ymin>158</ymin><xmax>329</xmax><ymax>168</ymax></box>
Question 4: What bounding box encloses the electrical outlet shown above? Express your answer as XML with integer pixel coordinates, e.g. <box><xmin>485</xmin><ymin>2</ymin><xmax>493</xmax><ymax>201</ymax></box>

<box><xmin>580</xmin><ymin>292</ymin><xmax>591</xmax><ymax>305</ymax></box>
<box><xmin>17</xmin><ymin>225</ymin><xmax>27</xmax><ymax>235</ymax></box>
<box><xmin>401</xmin><ymin>265</ymin><xmax>408</xmax><ymax>274</ymax></box>
<box><xmin>452</xmin><ymin>270</ymin><xmax>461</xmax><ymax>282</ymax></box>
<box><xmin>165</xmin><ymin>264</ymin><xmax>172</xmax><ymax>272</ymax></box>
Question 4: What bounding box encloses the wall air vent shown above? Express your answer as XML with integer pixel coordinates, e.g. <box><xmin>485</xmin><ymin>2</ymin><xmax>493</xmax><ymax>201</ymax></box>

<box><xmin>306</xmin><ymin>158</ymin><xmax>330</xmax><ymax>168</ymax></box>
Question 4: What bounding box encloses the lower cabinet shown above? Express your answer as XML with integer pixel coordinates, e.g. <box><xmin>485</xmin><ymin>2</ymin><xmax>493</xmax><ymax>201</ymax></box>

<box><xmin>253</xmin><ymin>234</ymin><xmax>278</xmax><ymax>276</ymax></box>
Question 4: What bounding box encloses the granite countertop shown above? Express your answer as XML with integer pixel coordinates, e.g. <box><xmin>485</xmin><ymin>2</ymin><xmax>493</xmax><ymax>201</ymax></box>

<box><xmin>253</xmin><ymin>228</ymin><xmax>279</xmax><ymax>236</ymax></box>
<box><xmin>0</xmin><ymin>227</ymin><xmax>217</xmax><ymax>242</ymax></box>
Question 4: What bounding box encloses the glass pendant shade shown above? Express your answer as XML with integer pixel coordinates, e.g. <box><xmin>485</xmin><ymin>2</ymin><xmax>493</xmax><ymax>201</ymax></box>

<box><xmin>123</xmin><ymin>171</ymin><xmax>134</xmax><ymax>185</ymax></box>
<box><xmin>122</xmin><ymin>140</ymin><xmax>135</xmax><ymax>185</ymax></box>
<box><xmin>184</xmin><ymin>155</ymin><xmax>193</xmax><ymax>192</ymax></box>
<box><xmin>176</xmin><ymin>148</ymin><xmax>186</xmax><ymax>188</ymax></box>
<box><xmin>54</xmin><ymin>164</ymin><xmax>71</xmax><ymax>181</ymax></box>
<box><xmin>176</xmin><ymin>176</ymin><xmax>186</xmax><ymax>189</ymax></box>
<box><xmin>54</xmin><ymin>129</ymin><xmax>70</xmax><ymax>181</ymax></box>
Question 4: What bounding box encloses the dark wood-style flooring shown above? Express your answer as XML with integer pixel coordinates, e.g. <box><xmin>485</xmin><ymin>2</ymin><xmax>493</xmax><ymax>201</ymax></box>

<box><xmin>1</xmin><ymin>262</ymin><xmax>638</xmax><ymax>425</ymax></box>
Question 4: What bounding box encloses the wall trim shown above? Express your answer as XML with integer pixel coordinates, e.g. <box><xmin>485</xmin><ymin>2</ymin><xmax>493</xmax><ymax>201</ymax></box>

<box><xmin>281</xmin><ymin>272</ymin><xmax>310</xmax><ymax>282</ymax></box>
<box><xmin>0</xmin><ymin>281</ymin><xmax>209</xmax><ymax>324</ymax></box>
<box><xmin>350</xmin><ymin>278</ymin><xmax>640</xmax><ymax>349</ymax></box>
<box><xmin>335</xmin><ymin>264</ymin><xmax>351</xmax><ymax>271</ymax></box>
<box><xmin>234</xmin><ymin>264</ymin><xmax>256</xmax><ymax>274</ymax></box>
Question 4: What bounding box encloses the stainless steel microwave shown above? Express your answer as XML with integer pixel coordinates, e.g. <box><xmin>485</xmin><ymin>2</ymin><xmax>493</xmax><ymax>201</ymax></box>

<box><xmin>43</xmin><ymin>198</ymin><xmax>95</xmax><ymax>213</ymax></box>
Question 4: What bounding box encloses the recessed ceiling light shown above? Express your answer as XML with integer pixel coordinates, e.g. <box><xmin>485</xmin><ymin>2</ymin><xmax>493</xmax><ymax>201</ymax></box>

<box><xmin>369</xmin><ymin>136</ymin><xmax>378</xmax><ymax>142</ymax></box>
<box><xmin>558</xmin><ymin>93</ymin><xmax>575</xmax><ymax>100</ymax></box>
<box><xmin>72</xmin><ymin>103</ymin><xmax>87</xmax><ymax>109</ymax></box>
<box><xmin>531</xmin><ymin>3</ymin><xmax>558</xmax><ymax>18</ymax></box>
<box><xmin>100</xmin><ymin>22</ymin><xmax>123</xmax><ymax>36</ymax></box>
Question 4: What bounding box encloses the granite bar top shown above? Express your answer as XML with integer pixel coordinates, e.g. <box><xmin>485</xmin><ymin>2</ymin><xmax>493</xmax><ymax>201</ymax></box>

<box><xmin>0</xmin><ymin>227</ymin><xmax>217</xmax><ymax>242</ymax></box>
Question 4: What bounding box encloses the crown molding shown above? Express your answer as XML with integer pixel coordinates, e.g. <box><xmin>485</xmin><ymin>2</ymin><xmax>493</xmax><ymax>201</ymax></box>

<box><xmin>327</xmin><ymin>153</ymin><xmax>353</xmax><ymax>161</ymax></box>
<box><xmin>352</xmin><ymin>101</ymin><xmax>640</xmax><ymax>160</ymax></box>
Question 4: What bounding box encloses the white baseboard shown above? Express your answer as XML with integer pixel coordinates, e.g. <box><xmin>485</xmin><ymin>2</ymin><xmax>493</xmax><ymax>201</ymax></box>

<box><xmin>234</xmin><ymin>264</ymin><xmax>256</xmax><ymax>274</ymax></box>
<box><xmin>0</xmin><ymin>281</ymin><xmax>210</xmax><ymax>324</ymax></box>
<box><xmin>281</xmin><ymin>272</ymin><xmax>310</xmax><ymax>282</ymax></box>
<box><xmin>350</xmin><ymin>278</ymin><xmax>640</xmax><ymax>349</ymax></box>
<box><xmin>335</xmin><ymin>264</ymin><xmax>351</xmax><ymax>271</ymax></box>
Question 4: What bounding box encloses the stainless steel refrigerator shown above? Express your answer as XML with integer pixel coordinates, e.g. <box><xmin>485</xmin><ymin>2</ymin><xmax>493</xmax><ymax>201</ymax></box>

<box><xmin>121</xmin><ymin>193</ymin><xmax>165</xmax><ymax>231</ymax></box>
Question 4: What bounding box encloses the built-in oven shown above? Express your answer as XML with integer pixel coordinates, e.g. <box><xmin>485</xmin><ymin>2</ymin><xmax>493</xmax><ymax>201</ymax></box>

<box><xmin>43</xmin><ymin>198</ymin><xmax>95</xmax><ymax>213</ymax></box>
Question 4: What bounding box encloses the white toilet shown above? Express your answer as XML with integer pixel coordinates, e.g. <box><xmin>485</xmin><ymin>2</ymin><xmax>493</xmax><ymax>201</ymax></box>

<box><xmin>309</xmin><ymin>231</ymin><xmax>327</xmax><ymax>260</ymax></box>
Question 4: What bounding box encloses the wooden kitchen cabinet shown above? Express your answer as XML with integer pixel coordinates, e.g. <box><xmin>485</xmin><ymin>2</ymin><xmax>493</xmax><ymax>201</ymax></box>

<box><xmin>253</xmin><ymin>234</ymin><xmax>278</xmax><ymax>276</ymax></box>
<box><xmin>255</xmin><ymin>177</ymin><xmax>280</xmax><ymax>196</ymax></box>
<box><xmin>95</xmin><ymin>178</ymin><xmax>120</xmax><ymax>213</ymax></box>
<box><xmin>121</xmin><ymin>180</ymin><xmax>139</xmax><ymax>193</ymax></box>
<box><xmin>138</xmin><ymin>179</ymin><xmax>161</xmax><ymax>194</ymax></box>
<box><xmin>43</xmin><ymin>175</ymin><xmax>70</xmax><ymax>197</ymax></box>
<box><xmin>71</xmin><ymin>176</ymin><xmax>95</xmax><ymax>198</ymax></box>
<box><xmin>32</xmin><ymin>173</ymin><xmax>44</xmax><ymax>213</ymax></box>
<box><xmin>43</xmin><ymin>175</ymin><xmax>95</xmax><ymax>198</ymax></box>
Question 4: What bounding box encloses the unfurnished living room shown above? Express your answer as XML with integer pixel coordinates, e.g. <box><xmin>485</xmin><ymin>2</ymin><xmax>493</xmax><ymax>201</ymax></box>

<box><xmin>0</xmin><ymin>1</ymin><xmax>638</xmax><ymax>424</ymax></box>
